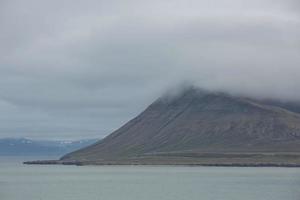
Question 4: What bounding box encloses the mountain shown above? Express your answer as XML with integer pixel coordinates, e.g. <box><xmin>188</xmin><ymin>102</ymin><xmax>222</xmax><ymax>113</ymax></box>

<box><xmin>27</xmin><ymin>87</ymin><xmax>300</xmax><ymax>166</ymax></box>
<box><xmin>0</xmin><ymin>138</ymin><xmax>97</xmax><ymax>156</ymax></box>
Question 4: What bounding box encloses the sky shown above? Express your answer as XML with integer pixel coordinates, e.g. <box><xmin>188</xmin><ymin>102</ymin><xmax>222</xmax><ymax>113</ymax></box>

<box><xmin>0</xmin><ymin>0</ymin><xmax>299</xmax><ymax>140</ymax></box>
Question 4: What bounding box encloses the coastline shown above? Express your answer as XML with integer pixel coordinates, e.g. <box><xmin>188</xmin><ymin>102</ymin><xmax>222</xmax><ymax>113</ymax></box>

<box><xmin>23</xmin><ymin>152</ymin><xmax>300</xmax><ymax>167</ymax></box>
<box><xmin>23</xmin><ymin>160</ymin><xmax>300</xmax><ymax>167</ymax></box>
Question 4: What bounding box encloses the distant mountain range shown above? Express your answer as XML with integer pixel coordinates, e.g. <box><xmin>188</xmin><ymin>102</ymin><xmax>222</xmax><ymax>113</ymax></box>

<box><xmin>0</xmin><ymin>138</ymin><xmax>97</xmax><ymax>156</ymax></box>
<box><xmin>54</xmin><ymin>87</ymin><xmax>300</xmax><ymax>166</ymax></box>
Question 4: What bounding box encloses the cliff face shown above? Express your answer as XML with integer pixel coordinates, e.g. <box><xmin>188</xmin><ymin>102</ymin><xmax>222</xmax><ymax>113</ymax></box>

<box><xmin>62</xmin><ymin>88</ymin><xmax>300</xmax><ymax>162</ymax></box>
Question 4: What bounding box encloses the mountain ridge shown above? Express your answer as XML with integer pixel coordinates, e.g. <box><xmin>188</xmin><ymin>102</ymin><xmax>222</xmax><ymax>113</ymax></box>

<box><xmin>0</xmin><ymin>138</ymin><xmax>97</xmax><ymax>156</ymax></box>
<box><xmin>25</xmin><ymin>87</ymin><xmax>300</xmax><ymax>166</ymax></box>
<box><xmin>60</xmin><ymin>87</ymin><xmax>300</xmax><ymax>164</ymax></box>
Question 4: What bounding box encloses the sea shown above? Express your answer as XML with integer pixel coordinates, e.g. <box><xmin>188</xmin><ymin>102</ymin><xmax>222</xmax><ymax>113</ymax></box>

<box><xmin>1</xmin><ymin>156</ymin><xmax>300</xmax><ymax>200</ymax></box>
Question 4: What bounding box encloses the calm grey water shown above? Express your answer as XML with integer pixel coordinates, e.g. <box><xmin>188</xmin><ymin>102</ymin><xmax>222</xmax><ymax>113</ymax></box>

<box><xmin>1</xmin><ymin>157</ymin><xmax>300</xmax><ymax>200</ymax></box>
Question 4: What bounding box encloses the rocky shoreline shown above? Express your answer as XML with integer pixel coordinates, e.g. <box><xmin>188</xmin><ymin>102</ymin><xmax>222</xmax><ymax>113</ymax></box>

<box><xmin>23</xmin><ymin>155</ymin><xmax>300</xmax><ymax>167</ymax></box>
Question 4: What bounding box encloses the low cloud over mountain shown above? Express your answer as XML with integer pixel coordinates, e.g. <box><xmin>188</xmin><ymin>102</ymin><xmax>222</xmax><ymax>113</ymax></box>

<box><xmin>0</xmin><ymin>0</ymin><xmax>299</xmax><ymax>139</ymax></box>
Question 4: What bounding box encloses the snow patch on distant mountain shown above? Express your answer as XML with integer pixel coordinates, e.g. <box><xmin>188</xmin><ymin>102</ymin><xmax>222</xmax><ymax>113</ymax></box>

<box><xmin>0</xmin><ymin>138</ymin><xmax>98</xmax><ymax>156</ymax></box>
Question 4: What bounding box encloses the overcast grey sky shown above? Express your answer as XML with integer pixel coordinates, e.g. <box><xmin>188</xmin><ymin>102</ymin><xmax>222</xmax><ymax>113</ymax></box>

<box><xmin>0</xmin><ymin>0</ymin><xmax>299</xmax><ymax>140</ymax></box>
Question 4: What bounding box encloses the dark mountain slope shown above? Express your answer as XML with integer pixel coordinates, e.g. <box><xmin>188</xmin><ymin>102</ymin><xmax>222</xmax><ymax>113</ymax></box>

<box><xmin>61</xmin><ymin>88</ymin><xmax>300</xmax><ymax>163</ymax></box>
<box><xmin>258</xmin><ymin>99</ymin><xmax>300</xmax><ymax>114</ymax></box>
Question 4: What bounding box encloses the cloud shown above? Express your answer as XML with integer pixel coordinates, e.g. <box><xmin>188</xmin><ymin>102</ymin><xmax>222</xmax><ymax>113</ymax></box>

<box><xmin>0</xmin><ymin>0</ymin><xmax>299</xmax><ymax>139</ymax></box>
